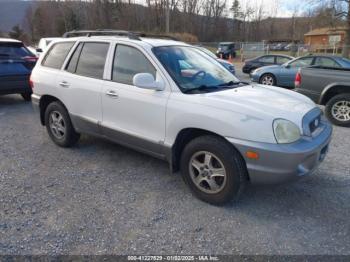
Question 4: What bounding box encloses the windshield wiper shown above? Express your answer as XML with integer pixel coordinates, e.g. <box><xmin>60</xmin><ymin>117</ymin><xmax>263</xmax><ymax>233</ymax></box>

<box><xmin>218</xmin><ymin>81</ymin><xmax>249</xmax><ymax>86</ymax></box>
<box><xmin>183</xmin><ymin>85</ymin><xmax>218</xmax><ymax>94</ymax></box>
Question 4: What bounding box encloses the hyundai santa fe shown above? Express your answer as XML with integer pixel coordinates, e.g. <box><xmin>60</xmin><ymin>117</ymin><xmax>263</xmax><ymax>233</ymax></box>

<box><xmin>31</xmin><ymin>33</ymin><xmax>332</xmax><ymax>205</ymax></box>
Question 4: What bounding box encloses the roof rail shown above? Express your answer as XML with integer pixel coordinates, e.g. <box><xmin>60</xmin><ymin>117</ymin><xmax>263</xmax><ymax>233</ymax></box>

<box><xmin>62</xmin><ymin>30</ymin><xmax>179</xmax><ymax>41</ymax></box>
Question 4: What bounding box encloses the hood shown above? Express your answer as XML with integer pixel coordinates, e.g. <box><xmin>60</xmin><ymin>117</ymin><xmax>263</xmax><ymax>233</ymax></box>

<box><xmin>195</xmin><ymin>84</ymin><xmax>315</xmax><ymax>129</ymax></box>
<box><xmin>217</xmin><ymin>58</ymin><xmax>232</xmax><ymax>65</ymax></box>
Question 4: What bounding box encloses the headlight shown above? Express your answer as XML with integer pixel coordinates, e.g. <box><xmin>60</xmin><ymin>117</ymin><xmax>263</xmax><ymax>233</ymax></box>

<box><xmin>273</xmin><ymin>119</ymin><xmax>301</xmax><ymax>144</ymax></box>
<box><xmin>252</xmin><ymin>68</ymin><xmax>261</xmax><ymax>74</ymax></box>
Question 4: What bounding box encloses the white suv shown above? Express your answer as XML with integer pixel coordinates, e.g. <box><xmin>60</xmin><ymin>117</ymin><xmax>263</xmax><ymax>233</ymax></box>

<box><xmin>31</xmin><ymin>33</ymin><xmax>332</xmax><ymax>205</ymax></box>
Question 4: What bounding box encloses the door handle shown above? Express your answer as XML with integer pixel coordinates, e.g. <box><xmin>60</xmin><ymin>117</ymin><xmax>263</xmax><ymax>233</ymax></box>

<box><xmin>106</xmin><ymin>90</ymin><xmax>119</xmax><ymax>98</ymax></box>
<box><xmin>59</xmin><ymin>81</ymin><xmax>70</xmax><ymax>88</ymax></box>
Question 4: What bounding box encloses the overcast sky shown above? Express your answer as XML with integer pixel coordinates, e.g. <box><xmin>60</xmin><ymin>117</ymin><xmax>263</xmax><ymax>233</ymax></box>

<box><xmin>132</xmin><ymin>0</ymin><xmax>310</xmax><ymax>17</ymax></box>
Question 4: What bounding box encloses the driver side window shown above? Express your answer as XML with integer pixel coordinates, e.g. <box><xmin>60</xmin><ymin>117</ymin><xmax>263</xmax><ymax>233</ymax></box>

<box><xmin>289</xmin><ymin>57</ymin><xmax>313</xmax><ymax>68</ymax></box>
<box><xmin>112</xmin><ymin>45</ymin><xmax>156</xmax><ymax>85</ymax></box>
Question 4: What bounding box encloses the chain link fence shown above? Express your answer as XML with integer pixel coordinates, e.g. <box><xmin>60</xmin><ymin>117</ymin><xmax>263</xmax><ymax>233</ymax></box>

<box><xmin>197</xmin><ymin>42</ymin><xmax>350</xmax><ymax>62</ymax></box>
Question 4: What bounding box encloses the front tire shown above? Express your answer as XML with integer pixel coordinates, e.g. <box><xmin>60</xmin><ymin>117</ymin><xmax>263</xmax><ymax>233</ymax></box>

<box><xmin>325</xmin><ymin>94</ymin><xmax>350</xmax><ymax>127</ymax></box>
<box><xmin>44</xmin><ymin>101</ymin><xmax>80</xmax><ymax>147</ymax></box>
<box><xmin>180</xmin><ymin>136</ymin><xmax>247</xmax><ymax>205</ymax></box>
<box><xmin>259</xmin><ymin>73</ymin><xmax>276</xmax><ymax>86</ymax></box>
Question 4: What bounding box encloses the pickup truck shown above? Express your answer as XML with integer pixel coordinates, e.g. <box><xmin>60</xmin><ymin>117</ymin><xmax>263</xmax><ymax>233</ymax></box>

<box><xmin>295</xmin><ymin>66</ymin><xmax>350</xmax><ymax>127</ymax></box>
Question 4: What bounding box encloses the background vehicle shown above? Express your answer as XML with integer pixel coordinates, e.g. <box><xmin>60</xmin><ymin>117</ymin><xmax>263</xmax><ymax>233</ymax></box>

<box><xmin>0</xmin><ymin>38</ymin><xmax>37</xmax><ymax>101</ymax></box>
<box><xmin>197</xmin><ymin>46</ymin><xmax>236</xmax><ymax>75</ymax></box>
<box><xmin>242</xmin><ymin>54</ymin><xmax>293</xmax><ymax>74</ymax></box>
<box><xmin>216</xmin><ymin>42</ymin><xmax>236</xmax><ymax>59</ymax></box>
<box><xmin>31</xmin><ymin>31</ymin><xmax>331</xmax><ymax>205</ymax></box>
<box><xmin>295</xmin><ymin>66</ymin><xmax>350</xmax><ymax>127</ymax></box>
<box><xmin>250</xmin><ymin>55</ymin><xmax>350</xmax><ymax>88</ymax></box>
<box><xmin>36</xmin><ymin>37</ymin><xmax>63</xmax><ymax>56</ymax></box>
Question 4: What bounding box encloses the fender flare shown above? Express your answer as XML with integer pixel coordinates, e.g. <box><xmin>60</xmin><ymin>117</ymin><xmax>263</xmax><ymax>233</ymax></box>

<box><xmin>319</xmin><ymin>82</ymin><xmax>350</xmax><ymax>105</ymax></box>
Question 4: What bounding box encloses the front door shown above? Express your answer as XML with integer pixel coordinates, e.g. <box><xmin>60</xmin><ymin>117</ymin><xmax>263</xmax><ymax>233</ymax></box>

<box><xmin>101</xmin><ymin>44</ymin><xmax>170</xmax><ymax>158</ymax></box>
<box><xmin>279</xmin><ymin>56</ymin><xmax>314</xmax><ymax>87</ymax></box>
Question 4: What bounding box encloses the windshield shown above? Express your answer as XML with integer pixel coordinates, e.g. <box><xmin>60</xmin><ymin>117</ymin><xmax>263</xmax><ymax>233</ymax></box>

<box><xmin>197</xmin><ymin>47</ymin><xmax>217</xmax><ymax>59</ymax></box>
<box><xmin>153</xmin><ymin>46</ymin><xmax>239</xmax><ymax>93</ymax></box>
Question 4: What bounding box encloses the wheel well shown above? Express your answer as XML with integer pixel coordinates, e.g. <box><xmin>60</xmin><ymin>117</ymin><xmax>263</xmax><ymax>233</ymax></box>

<box><xmin>171</xmin><ymin>128</ymin><xmax>246</xmax><ymax>174</ymax></box>
<box><xmin>259</xmin><ymin>73</ymin><xmax>276</xmax><ymax>83</ymax></box>
<box><xmin>39</xmin><ymin>95</ymin><xmax>60</xmax><ymax>125</ymax></box>
<box><xmin>320</xmin><ymin>86</ymin><xmax>350</xmax><ymax>105</ymax></box>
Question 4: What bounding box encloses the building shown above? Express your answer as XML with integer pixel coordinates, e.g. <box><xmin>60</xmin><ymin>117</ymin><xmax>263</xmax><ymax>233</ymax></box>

<box><xmin>304</xmin><ymin>27</ymin><xmax>346</xmax><ymax>46</ymax></box>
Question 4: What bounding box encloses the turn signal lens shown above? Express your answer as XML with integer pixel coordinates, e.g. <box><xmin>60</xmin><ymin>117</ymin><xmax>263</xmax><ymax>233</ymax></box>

<box><xmin>246</xmin><ymin>151</ymin><xmax>259</xmax><ymax>159</ymax></box>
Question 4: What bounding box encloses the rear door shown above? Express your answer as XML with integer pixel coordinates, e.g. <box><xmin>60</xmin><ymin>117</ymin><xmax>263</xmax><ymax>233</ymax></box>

<box><xmin>58</xmin><ymin>41</ymin><xmax>110</xmax><ymax>134</ymax></box>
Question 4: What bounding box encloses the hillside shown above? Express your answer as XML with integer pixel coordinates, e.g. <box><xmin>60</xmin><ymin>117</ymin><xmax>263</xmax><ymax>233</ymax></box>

<box><xmin>0</xmin><ymin>0</ymin><xmax>35</xmax><ymax>32</ymax></box>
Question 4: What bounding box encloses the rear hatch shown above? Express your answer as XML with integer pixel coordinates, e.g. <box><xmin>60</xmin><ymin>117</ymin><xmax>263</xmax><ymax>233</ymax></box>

<box><xmin>0</xmin><ymin>41</ymin><xmax>37</xmax><ymax>78</ymax></box>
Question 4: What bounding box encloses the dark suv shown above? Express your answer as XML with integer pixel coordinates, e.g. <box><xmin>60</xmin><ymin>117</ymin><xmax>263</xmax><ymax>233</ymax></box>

<box><xmin>0</xmin><ymin>38</ymin><xmax>37</xmax><ymax>101</ymax></box>
<box><xmin>216</xmin><ymin>42</ymin><xmax>236</xmax><ymax>59</ymax></box>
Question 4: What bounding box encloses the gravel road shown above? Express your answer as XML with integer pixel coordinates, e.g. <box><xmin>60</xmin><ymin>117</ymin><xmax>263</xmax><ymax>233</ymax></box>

<box><xmin>0</xmin><ymin>94</ymin><xmax>349</xmax><ymax>255</ymax></box>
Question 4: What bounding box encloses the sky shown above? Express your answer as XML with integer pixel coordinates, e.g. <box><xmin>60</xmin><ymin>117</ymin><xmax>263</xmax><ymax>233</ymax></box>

<box><xmin>131</xmin><ymin>0</ymin><xmax>313</xmax><ymax>18</ymax></box>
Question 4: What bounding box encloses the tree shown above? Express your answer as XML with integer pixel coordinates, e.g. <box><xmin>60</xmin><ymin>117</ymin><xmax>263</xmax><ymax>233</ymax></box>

<box><xmin>314</xmin><ymin>0</ymin><xmax>350</xmax><ymax>57</ymax></box>
<box><xmin>8</xmin><ymin>25</ymin><xmax>28</xmax><ymax>43</ymax></box>
<box><xmin>340</xmin><ymin>0</ymin><xmax>350</xmax><ymax>57</ymax></box>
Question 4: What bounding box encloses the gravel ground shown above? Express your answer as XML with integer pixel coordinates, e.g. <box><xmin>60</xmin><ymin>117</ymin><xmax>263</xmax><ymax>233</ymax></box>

<box><xmin>0</xmin><ymin>94</ymin><xmax>349</xmax><ymax>256</ymax></box>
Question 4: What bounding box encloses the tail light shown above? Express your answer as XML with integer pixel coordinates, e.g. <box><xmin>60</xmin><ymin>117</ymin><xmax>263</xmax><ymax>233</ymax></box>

<box><xmin>22</xmin><ymin>56</ymin><xmax>38</xmax><ymax>63</ymax></box>
<box><xmin>29</xmin><ymin>74</ymin><xmax>34</xmax><ymax>89</ymax></box>
<box><xmin>295</xmin><ymin>71</ymin><xmax>301</xmax><ymax>88</ymax></box>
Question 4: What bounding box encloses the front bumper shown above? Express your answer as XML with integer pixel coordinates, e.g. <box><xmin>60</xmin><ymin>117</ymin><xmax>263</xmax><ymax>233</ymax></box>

<box><xmin>226</xmin><ymin>121</ymin><xmax>332</xmax><ymax>184</ymax></box>
<box><xmin>249</xmin><ymin>72</ymin><xmax>260</xmax><ymax>83</ymax></box>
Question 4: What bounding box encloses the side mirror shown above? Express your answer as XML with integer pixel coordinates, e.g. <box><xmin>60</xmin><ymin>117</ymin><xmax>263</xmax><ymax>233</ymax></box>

<box><xmin>133</xmin><ymin>73</ymin><xmax>164</xmax><ymax>91</ymax></box>
<box><xmin>284</xmin><ymin>64</ymin><xmax>291</xmax><ymax>69</ymax></box>
<box><xmin>36</xmin><ymin>48</ymin><xmax>43</xmax><ymax>53</ymax></box>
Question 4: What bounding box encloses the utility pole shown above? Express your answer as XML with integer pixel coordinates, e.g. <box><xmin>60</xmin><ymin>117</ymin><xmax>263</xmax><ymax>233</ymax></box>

<box><xmin>165</xmin><ymin>0</ymin><xmax>170</xmax><ymax>33</ymax></box>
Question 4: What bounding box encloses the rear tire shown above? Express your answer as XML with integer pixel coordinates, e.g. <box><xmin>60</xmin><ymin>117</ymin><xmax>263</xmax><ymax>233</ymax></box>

<box><xmin>21</xmin><ymin>93</ymin><xmax>32</xmax><ymax>101</ymax></box>
<box><xmin>325</xmin><ymin>94</ymin><xmax>350</xmax><ymax>127</ymax></box>
<box><xmin>180</xmin><ymin>135</ymin><xmax>247</xmax><ymax>205</ymax></box>
<box><xmin>259</xmin><ymin>73</ymin><xmax>276</xmax><ymax>86</ymax></box>
<box><xmin>44</xmin><ymin>101</ymin><xmax>80</xmax><ymax>147</ymax></box>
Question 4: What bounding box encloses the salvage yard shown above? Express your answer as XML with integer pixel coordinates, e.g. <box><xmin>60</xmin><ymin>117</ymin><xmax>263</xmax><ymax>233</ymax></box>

<box><xmin>0</xmin><ymin>94</ymin><xmax>350</xmax><ymax>255</ymax></box>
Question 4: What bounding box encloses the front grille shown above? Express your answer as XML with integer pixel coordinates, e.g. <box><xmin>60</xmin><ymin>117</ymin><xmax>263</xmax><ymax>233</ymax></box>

<box><xmin>302</xmin><ymin>107</ymin><xmax>323</xmax><ymax>136</ymax></box>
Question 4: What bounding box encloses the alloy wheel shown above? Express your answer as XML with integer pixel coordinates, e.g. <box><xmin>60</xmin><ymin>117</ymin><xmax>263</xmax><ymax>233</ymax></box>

<box><xmin>49</xmin><ymin>111</ymin><xmax>66</xmax><ymax>139</ymax></box>
<box><xmin>189</xmin><ymin>151</ymin><xmax>227</xmax><ymax>194</ymax></box>
<box><xmin>261</xmin><ymin>75</ymin><xmax>274</xmax><ymax>85</ymax></box>
<box><xmin>331</xmin><ymin>100</ymin><xmax>350</xmax><ymax>122</ymax></box>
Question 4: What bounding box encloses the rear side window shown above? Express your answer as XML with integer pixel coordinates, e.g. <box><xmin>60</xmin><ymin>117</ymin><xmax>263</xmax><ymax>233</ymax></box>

<box><xmin>42</xmin><ymin>42</ymin><xmax>74</xmax><ymax>69</ymax></box>
<box><xmin>74</xmin><ymin>42</ymin><xmax>109</xmax><ymax>79</ymax></box>
<box><xmin>276</xmin><ymin>56</ymin><xmax>291</xmax><ymax>64</ymax></box>
<box><xmin>258</xmin><ymin>56</ymin><xmax>274</xmax><ymax>63</ymax></box>
<box><xmin>0</xmin><ymin>42</ymin><xmax>32</xmax><ymax>60</ymax></box>
<box><xmin>112</xmin><ymin>45</ymin><xmax>156</xmax><ymax>85</ymax></box>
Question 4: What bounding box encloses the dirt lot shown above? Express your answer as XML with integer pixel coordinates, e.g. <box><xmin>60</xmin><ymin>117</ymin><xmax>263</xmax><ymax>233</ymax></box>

<box><xmin>0</xmin><ymin>94</ymin><xmax>350</xmax><ymax>255</ymax></box>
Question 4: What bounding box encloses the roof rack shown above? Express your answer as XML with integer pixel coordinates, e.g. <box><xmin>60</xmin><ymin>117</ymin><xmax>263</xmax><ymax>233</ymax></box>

<box><xmin>62</xmin><ymin>30</ymin><xmax>179</xmax><ymax>41</ymax></box>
